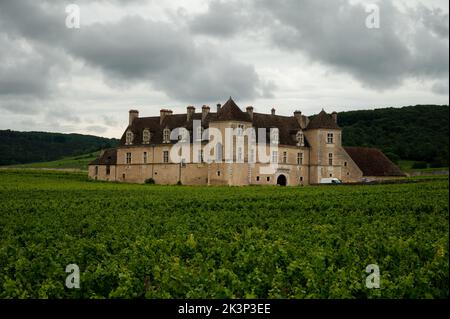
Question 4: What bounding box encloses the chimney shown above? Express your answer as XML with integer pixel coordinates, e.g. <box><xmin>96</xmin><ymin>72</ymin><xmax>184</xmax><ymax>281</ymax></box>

<box><xmin>246</xmin><ymin>106</ymin><xmax>254</xmax><ymax>120</ymax></box>
<box><xmin>294</xmin><ymin>110</ymin><xmax>303</xmax><ymax>128</ymax></box>
<box><xmin>129</xmin><ymin>110</ymin><xmax>139</xmax><ymax>125</ymax></box>
<box><xmin>332</xmin><ymin>111</ymin><xmax>338</xmax><ymax>123</ymax></box>
<box><xmin>202</xmin><ymin>105</ymin><xmax>210</xmax><ymax>121</ymax></box>
<box><xmin>216</xmin><ymin>103</ymin><xmax>222</xmax><ymax>113</ymax></box>
<box><xmin>271</xmin><ymin>108</ymin><xmax>276</xmax><ymax>116</ymax></box>
<box><xmin>187</xmin><ymin>106</ymin><xmax>195</xmax><ymax>121</ymax></box>
<box><xmin>160</xmin><ymin>109</ymin><xmax>173</xmax><ymax>125</ymax></box>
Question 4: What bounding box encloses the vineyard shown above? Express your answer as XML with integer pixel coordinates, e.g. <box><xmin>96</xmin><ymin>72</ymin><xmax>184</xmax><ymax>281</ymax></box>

<box><xmin>0</xmin><ymin>169</ymin><xmax>448</xmax><ymax>298</ymax></box>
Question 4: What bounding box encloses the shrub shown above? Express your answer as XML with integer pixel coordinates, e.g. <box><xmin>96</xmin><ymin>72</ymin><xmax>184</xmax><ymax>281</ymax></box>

<box><xmin>145</xmin><ymin>178</ymin><xmax>155</xmax><ymax>184</ymax></box>
<box><xmin>411</xmin><ymin>161</ymin><xmax>428</xmax><ymax>169</ymax></box>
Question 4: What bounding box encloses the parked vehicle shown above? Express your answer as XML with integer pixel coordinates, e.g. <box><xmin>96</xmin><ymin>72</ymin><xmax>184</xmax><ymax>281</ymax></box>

<box><xmin>320</xmin><ymin>177</ymin><xmax>343</xmax><ymax>184</ymax></box>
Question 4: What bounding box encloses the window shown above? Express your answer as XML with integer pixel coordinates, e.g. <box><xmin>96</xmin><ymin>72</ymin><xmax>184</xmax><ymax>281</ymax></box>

<box><xmin>282</xmin><ymin>152</ymin><xmax>287</xmax><ymax>164</ymax></box>
<box><xmin>197</xmin><ymin>149</ymin><xmax>203</xmax><ymax>163</ymax></box>
<box><xmin>217</xmin><ymin>171</ymin><xmax>221</xmax><ymax>177</ymax></box>
<box><xmin>237</xmin><ymin>124</ymin><xmax>244</xmax><ymax>136</ymax></box>
<box><xmin>163</xmin><ymin>151</ymin><xmax>169</xmax><ymax>163</ymax></box>
<box><xmin>296</xmin><ymin>131</ymin><xmax>304</xmax><ymax>147</ymax></box>
<box><xmin>216</xmin><ymin>143</ymin><xmax>222</xmax><ymax>162</ymax></box>
<box><xmin>122</xmin><ymin>173</ymin><xmax>126</xmax><ymax>179</ymax></box>
<box><xmin>327</xmin><ymin>133</ymin><xmax>334</xmax><ymax>144</ymax></box>
<box><xmin>272</xmin><ymin>151</ymin><xmax>278</xmax><ymax>163</ymax></box>
<box><xmin>196</xmin><ymin>126</ymin><xmax>203</xmax><ymax>141</ymax></box>
<box><xmin>163</xmin><ymin>128</ymin><xmax>170</xmax><ymax>143</ymax></box>
<box><xmin>126</xmin><ymin>152</ymin><xmax>132</xmax><ymax>164</ymax></box>
<box><xmin>95</xmin><ymin>166</ymin><xmax>98</xmax><ymax>175</ymax></box>
<box><xmin>126</xmin><ymin>130</ymin><xmax>134</xmax><ymax>145</ymax></box>
<box><xmin>267</xmin><ymin>176</ymin><xmax>270</xmax><ymax>182</ymax></box>
<box><xmin>181</xmin><ymin>158</ymin><xmax>186</xmax><ymax>168</ymax></box>
<box><xmin>300</xmin><ymin>176</ymin><xmax>303</xmax><ymax>182</ymax></box>
<box><xmin>256</xmin><ymin>176</ymin><xmax>260</xmax><ymax>181</ymax></box>
<box><xmin>237</xmin><ymin>147</ymin><xmax>243</xmax><ymax>162</ymax></box>
<box><xmin>142</xmin><ymin>129</ymin><xmax>151</xmax><ymax>144</ymax></box>
<box><xmin>106</xmin><ymin>165</ymin><xmax>110</xmax><ymax>175</ymax></box>
<box><xmin>344</xmin><ymin>161</ymin><xmax>347</xmax><ymax>167</ymax></box>
<box><xmin>143</xmin><ymin>152</ymin><xmax>148</xmax><ymax>164</ymax></box>
<box><xmin>328</xmin><ymin>153</ymin><xmax>333</xmax><ymax>166</ymax></box>
<box><xmin>270</xmin><ymin>129</ymin><xmax>279</xmax><ymax>144</ymax></box>
<box><xmin>250</xmin><ymin>148</ymin><xmax>255</xmax><ymax>163</ymax></box>
<box><xmin>297</xmin><ymin>152</ymin><xmax>303</xmax><ymax>165</ymax></box>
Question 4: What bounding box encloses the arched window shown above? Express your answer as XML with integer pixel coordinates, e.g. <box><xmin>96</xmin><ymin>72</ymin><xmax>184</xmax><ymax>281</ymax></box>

<box><xmin>125</xmin><ymin>130</ymin><xmax>134</xmax><ymax>145</ymax></box>
<box><xmin>296</xmin><ymin>130</ymin><xmax>304</xmax><ymax>147</ymax></box>
<box><xmin>163</xmin><ymin>128</ymin><xmax>170</xmax><ymax>143</ymax></box>
<box><xmin>142</xmin><ymin>129</ymin><xmax>151</xmax><ymax>144</ymax></box>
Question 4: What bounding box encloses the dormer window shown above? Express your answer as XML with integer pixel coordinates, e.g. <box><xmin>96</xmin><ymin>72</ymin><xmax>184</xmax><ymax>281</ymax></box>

<box><xmin>237</xmin><ymin>124</ymin><xmax>244</xmax><ymax>136</ymax></box>
<box><xmin>196</xmin><ymin>126</ymin><xmax>203</xmax><ymax>141</ymax></box>
<box><xmin>125</xmin><ymin>130</ymin><xmax>134</xmax><ymax>145</ymax></box>
<box><xmin>142</xmin><ymin>129</ymin><xmax>151</xmax><ymax>144</ymax></box>
<box><xmin>296</xmin><ymin>130</ymin><xmax>305</xmax><ymax>147</ymax></box>
<box><xmin>270</xmin><ymin>128</ymin><xmax>279</xmax><ymax>145</ymax></box>
<box><xmin>163</xmin><ymin>128</ymin><xmax>170</xmax><ymax>143</ymax></box>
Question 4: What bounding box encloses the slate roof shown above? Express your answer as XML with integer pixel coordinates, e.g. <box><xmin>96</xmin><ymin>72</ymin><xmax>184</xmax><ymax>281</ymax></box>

<box><xmin>307</xmin><ymin>110</ymin><xmax>340</xmax><ymax>130</ymax></box>
<box><xmin>89</xmin><ymin>148</ymin><xmax>117</xmax><ymax>165</ymax></box>
<box><xmin>118</xmin><ymin>98</ymin><xmax>310</xmax><ymax>147</ymax></box>
<box><xmin>344</xmin><ymin>147</ymin><xmax>406</xmax><ymax>177</ymax></box>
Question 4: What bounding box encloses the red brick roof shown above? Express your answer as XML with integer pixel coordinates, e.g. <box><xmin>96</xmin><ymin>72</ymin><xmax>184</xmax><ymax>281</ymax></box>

<box><xmin>344</xmin><ymin>147</ymin><xmax>405</xmax><ymax>177</ymax></box>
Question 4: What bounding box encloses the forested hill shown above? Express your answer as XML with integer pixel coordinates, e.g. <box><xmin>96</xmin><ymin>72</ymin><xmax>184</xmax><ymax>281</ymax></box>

<box><xmin>337</xmin><ymin>105</ymin><xmax>449</xmax><ymax>167</ymax></box>
<box><xmin>0</xmin><ymin>130</ymin><xmax>118</xmax><ymax>166</ymax></box>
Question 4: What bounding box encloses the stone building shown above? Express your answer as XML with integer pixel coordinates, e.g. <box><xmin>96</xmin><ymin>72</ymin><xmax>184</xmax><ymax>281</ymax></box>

<box><xmin>89</xmin><ymin>98</ymin><xmax>404</xmax><ymax>185</ymax></box>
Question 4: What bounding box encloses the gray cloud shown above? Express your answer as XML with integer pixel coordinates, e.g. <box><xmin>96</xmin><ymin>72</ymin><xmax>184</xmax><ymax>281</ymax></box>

<box><xmin>188</xmin><ymin>0</ymin><xmax>449</xmax><ymax>92</ymax></box>
<box><xmin>188</xmin><ymin>0</ymin><xmax>252</xmax><ymax>37</ymax></box>
<box><xmin>0</xmin><ymin>1</ymin><xmax>271</xmax><ymax>104</ymax></box>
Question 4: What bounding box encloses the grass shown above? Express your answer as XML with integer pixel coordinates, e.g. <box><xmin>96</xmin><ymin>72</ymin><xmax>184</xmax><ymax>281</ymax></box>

<box><xmin>398</xmin><ymin>160</ymin><xmax>449</xmax><ymax>173</ymax></box>
<box><xmin>5</xmin><ymin>152</ymin><xmax>99</xmax><ymax>171</ymax></box>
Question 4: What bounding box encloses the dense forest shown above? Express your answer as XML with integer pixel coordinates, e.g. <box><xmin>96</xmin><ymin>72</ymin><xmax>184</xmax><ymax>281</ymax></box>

<box><xmin>0</xmin><ymin>105</ymin><xmax>448</xmax><ymax>167</ymax></box>
<box><xmin>337</xmin><ymin>105</ymin><xmax>449</xmax><ymax>167</ymax></box>
<box><xmin>0</xmin><ymin>130</ymin><xmax>118</xmax><ymax>166</ymax></box>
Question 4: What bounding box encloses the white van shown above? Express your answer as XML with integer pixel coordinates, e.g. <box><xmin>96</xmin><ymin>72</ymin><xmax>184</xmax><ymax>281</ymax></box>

<box><xmin>320</xmin><ymin>177</ymin><xmax>343</xmax><ymax>184</ymax></box>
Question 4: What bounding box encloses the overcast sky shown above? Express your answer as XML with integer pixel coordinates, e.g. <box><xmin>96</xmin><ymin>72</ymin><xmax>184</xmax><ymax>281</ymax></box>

<box><xmin>0</xmin><ymin>0</ymin><xmax>448</xmax><ymax>138</ymax></box>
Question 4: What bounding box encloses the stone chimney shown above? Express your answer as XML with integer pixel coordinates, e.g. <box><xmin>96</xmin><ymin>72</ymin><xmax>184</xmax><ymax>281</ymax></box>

<box><xmin>202</xmin><ymin>105</ymin><xmax>210</xmax><ymax>121</ymax></box>
<box><xmin>332</xmin><ymin>111</ymin><xmax>338</xmax><ymax>123</ymax></box>
<box><xmin>187</xmin><ymin>106</ymin><xmax>195</xmax><ymax>121</ymax></box>
<box><xmin>294</xmin><ymin>110</ymin><xmax>303</xmax><ymax>128</ymax></box>
<box><xmin>129</xmin><ymin>110</ymin><xmax>139</xmax><ymax>125</ymax></box>
<box><xmin>246</xmin><ymin>106</ymin><xmax>254</xmax><ymax>120</ymax></box>
<box><xmin>160</xmin><ymin>109</ymin><xmax>173</xmax><ymax>125</ymax></box>
<box><xmin>217</xmin><ymin>103</ymin><xmax>222</xmax><ymax>113</ymax></box>
<box><xmin>271</xmin><ymin>108</ymin><xmax>276</xmax><ymax>116</ymax></box>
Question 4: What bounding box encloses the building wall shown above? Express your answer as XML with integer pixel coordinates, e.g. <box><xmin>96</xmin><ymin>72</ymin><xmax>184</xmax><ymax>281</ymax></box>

<box><xmin>88</xmin><ymin>120</ymin><xmax>363</xmax><ymax>185</ymax></box>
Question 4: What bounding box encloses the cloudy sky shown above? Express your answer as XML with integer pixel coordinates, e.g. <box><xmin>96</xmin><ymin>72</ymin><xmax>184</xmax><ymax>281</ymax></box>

<box><xmin>0</xmin><ymin>0</ymin><xmax>448</xmax><ymax>138</ymax></box>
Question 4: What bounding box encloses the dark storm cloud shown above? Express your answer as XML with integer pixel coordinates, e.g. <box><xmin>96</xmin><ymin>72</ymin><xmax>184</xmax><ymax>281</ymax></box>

<box><xmin>0</xmin><ymin>0</ymin><xmax>270</xmax><ymax>106</ymax></box>
<box><xmin>188</xmin><ymin>0</ymin><xmax>251</xmax><ymax>37</ymax></box>
<box><xmin>189</xmin><ymin>0</ymin><xmax>449</xmax><ymax>91</ymax></box>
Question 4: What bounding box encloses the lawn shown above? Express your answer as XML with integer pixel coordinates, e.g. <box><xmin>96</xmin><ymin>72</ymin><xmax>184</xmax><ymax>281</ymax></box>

<box><xmin>0</xmin><ymin>170</ymin><xmax>448</xmax><ymax>299</ymax></box>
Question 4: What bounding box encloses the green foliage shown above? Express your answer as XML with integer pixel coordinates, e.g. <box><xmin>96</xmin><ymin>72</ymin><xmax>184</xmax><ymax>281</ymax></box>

<box><xmin>0</xmin><ymin>130</ymin><xmax>118</xmax><ymax>166</ymax></box>
<box><xmin>412</xmin><ymin>162</ymin><xmax>428</xmax><ymax>169</ymax></box>
<box><xmin>338</xmin><ymin>105</ymin><xmax>449</xmax><ymax>166</ymax></box>
<box><xmin>0</xmin><ymin>170</ymin><xmax>448</xmax><ymax>299</ymax></box>
<box><xmin>8</xmin><ymin>152</ymin><xmax>100</xmax><ymax>171</ymax></box>
<box><xmin>145</xmin><ymin>178</ymin><xmax>156</xmax><ymax>185</ymax></box>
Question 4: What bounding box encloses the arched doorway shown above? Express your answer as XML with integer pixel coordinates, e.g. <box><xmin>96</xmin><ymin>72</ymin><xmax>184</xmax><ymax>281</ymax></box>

<box><xmin>277</xmin><ymin>174</ymin><xmax>287</xmax><ymax>186</ymax></box>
